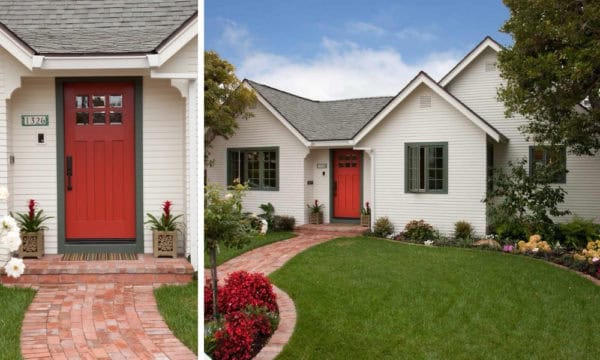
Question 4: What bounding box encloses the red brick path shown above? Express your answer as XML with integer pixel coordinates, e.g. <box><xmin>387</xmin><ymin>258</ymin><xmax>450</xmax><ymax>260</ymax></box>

<box><xmin>207</xmin><ymin>224</ymin><xmax>364</xmax><ymax>360</ymax></box>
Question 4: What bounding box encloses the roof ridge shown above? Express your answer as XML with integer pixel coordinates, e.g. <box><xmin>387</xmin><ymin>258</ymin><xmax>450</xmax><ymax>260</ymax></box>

<box><xmin>246</xmin><ymin>79</ymin><xmax>318</xmax><ymax>103</ymax></box>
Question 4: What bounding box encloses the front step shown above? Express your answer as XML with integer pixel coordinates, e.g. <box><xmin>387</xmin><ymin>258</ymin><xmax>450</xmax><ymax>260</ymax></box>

<box><xmin>1</xmin><ymin>254</ymin><xmax>194</xmax><ymax>286</ymax></box>
<box><xmin>296</xmin><ymin>223</ymin><xmax>366</xmax><ymax>235</ymax></box>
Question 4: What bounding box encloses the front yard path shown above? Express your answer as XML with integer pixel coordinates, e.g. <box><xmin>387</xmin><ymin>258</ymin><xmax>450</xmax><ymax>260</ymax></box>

<box><xmin>205</xmin><ymin>224</ymin><xmax>364</xmax><ymax>360</ymax></box>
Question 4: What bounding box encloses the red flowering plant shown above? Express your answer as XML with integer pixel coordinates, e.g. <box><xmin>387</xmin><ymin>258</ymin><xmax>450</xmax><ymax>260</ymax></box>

<box><xmin>213</xmin><ymin>310</ymin><xmax>273</xmax><ymax>360</ymax></box>
<box><xmin>307</xmin><ymin>199</ymin><xmax>325</xmax><ymax>214</ymax></box>
<box><xmin>218</xmin><ymin>271</ymin><xmax>278</xmax><ymax>314</ymax></box>
<box><xmin>145</xmin><ymin>200</ymin><xmax>182</xmax><ymax>231</ymax></box>
<box><xmin>11</xmin><ymin>199</ymin><xmax>52</xmax><ymax>232</ymax></box>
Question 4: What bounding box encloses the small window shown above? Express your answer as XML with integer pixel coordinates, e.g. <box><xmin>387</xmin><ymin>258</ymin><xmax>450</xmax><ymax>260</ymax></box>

<box><xmin>76</xmin><ymin>112</ymin><xmax>89</xmax><ymax>125</ymax></box>
<box><xmin>75</xmin><ymin>95</ymin><xmax>89</xmax><ymax>108</ymax></box>
<box><xmin>529</xmin><ymin>146</ymin><xmax>566</xmax><ymax>183</ymax></box>
<box><xmin>109</xmin><ymin>111</ymin><xmax>122</xmax><ymax>124</ymax></box>
<box><xmin>485</xmin><ymin>62</ymin><xmax>497</xmax><ymax>72</ymax></box>
<box><xmin>228</xmin><ymin>148</ymin><xmax>279</xmax><ymax>190</ymax></box>
<box><xmin>92</xmin><ymin>95</ymin><xmax>105</xmax><ymax>108</ymax></box>
<box><xmin>93</xmin><ymin>112</ymin><xmax>105</xmax><ymax>124</ymax></box>
<box><xmin>109</xmin><ymin>95</ymin><xmax>123</xmax><ymax>108</ymax></box>
<box><xmin>405</xmin><ymin>143</ymin><xmax>448</xmax><ymax>193</ymax></box>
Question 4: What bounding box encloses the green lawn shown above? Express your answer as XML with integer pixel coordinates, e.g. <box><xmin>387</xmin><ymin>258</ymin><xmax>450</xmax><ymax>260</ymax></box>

<box><xmin>204</xmin><ymin>231</ymin><xmax>296</xmax><ymax>268</ymax></box>
<box><xmin>0</xmin><ymin>285</ymin><xmax>36</xmax><ymax>360</ymax></box>
<box><xmin>270</xmin><ymin>237</ymin><xmax>600</xmax><ymax>360</ymax></box>
<box><xmin>154</xmin><ymin>280</ymin><xmax>198</xmax><ymax>355</ymax></box>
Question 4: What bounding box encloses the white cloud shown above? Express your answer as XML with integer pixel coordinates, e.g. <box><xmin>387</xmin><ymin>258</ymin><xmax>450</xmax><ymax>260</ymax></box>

<box><xmin>346</xmin><ymin>21</ymin><xmax>386</xmax><ymax>36</ymax></box>
<box><xmin>396</xmin><ymin>28</ymin><xmax>436</xmax><ymax>41</ymax></box>
<box><xmin>219</xmin><ymin>19</ymin><xmax>252</xmax><ymax>52</ymax></box>
<box><xmin>237</xmin><ymin>38</ymin><xmax>461</xmax><ymax>100</ymax></box>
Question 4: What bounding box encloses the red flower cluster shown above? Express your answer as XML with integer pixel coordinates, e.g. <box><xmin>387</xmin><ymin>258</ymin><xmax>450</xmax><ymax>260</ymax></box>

<box><xmin>27</xmin><ymin>199</ymin><xmax>36</xmax><ymax>220</ymax></box>
<box><xmin>204</xmin><ymin>282</ymin><xmax>214</xmax><ymax>318</ymax></box>
<box><xmin>218</xmin><ymin>271</ymin><xmax>278</xmax><ymax>314</ymax></box>
<box><xmin>162</xmin><ymin>200</ymin><xmax>172</xmax><ymax>220</ymax></box>
<box><xmin>213</xmin><ymin>311</ymin><xmax>272</xmax><ymax>360</ymax></box>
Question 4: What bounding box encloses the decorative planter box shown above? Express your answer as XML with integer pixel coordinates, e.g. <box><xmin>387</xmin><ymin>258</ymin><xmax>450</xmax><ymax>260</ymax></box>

<box><xmin>153</xmin><ymin>231</ymin><xmax>177</xmax><ymax>258</ymax></box>
<box><xmin>309</xmin><ymin>212</ymin><xmax>323</xmax><ymax>225</ymax></box>
<box><xmin>360</xmin><ymin>215</ymin><xmax>371</xmax><ymax>227</ymax></box>
<box><xmin>19</xmin><ymin>231</ymin><xmax>44</xmax><ymax>259</ymax></box>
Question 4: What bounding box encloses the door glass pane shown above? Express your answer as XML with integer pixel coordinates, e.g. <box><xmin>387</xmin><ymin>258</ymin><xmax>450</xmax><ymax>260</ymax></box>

<box><xmin>92</xmin><ymin>95</ymin><xmax>105</xmax><ymax>107</ymax></box>
<box><xmin>75</xmin><ymin>95</ymin><xmax>89</xmax><ymax>108</ymax></box>
<box><xmin>109</xmin><ymin>111</ymin><xmax>122</xmax><ymax>124</ymax></box>
<box><xmin>109</xmin><ymin>95</ymin><xmax>123</xmax><ymax>108</ymax></box>
<box><xmin>76</xmin><ymin>112</ymin><xmax>89</xmax><ymax>125</ymax></box>
<box><xmin>93</xmin><ymin>112</ymin><xmax>105</xmax><ymax>124</ymax></box>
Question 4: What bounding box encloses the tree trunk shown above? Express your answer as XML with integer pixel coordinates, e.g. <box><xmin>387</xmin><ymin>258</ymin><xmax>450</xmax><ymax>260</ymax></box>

<box><xmin>210</xmin><ymin>246</ymin><xmax>219</xmax><ymax>318</ymax></box>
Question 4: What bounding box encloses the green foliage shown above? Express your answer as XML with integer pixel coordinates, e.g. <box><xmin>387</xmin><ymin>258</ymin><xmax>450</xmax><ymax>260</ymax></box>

<box><xmin>11</xmin><ymin>210</ymin><xmax>52</xmax><ymax>233</ymax></box>
<box><xmin>557</xmin><ymin>217</ymin><xmax>600</xmax><ymax>250</ymax></box>
<box><xmin>154</xmin><ymin>281</ymin><xmax>198</xmax><ymax>354</ymax></box>
<box><xmin>307</xmin><ymin>199</ymin><xmax>325</xmax><ymax>214</ymax></box>
<box><xmin>497</xmin><ymin>0</ymin><xmax>600</xmax><ymax>155</ymax></box>
<box><xmin>145</xmin><ymin>200</ymin><xmax>182</xmax><ymax>231</ymax></box>
<box><xmin>205</xmin><ymin>183</ymin><xmax>254</xmax><ymax>252</ymax></box>
<box><xmin>402</xmin><ymin>219</ymin><xmax>434</xmax><ymax>242</ymax></box>
<box><xmin>372</xmin><ymin>217</ymin><xmax>394</xmax><ymax>238</ymax></box>
<box><xmin>258</xmin><ymin>202</ymin><xmax>275</xmax><ymax>228</ymax></box>
<box><xmin>204</xmin><ymin>51</ymin><xmax>257</xmax><ymax>164</ymax></box>
<box><xmin>272</xmin><ymin>215</ymin><xmax>296</xmax><ymax>232</ymax></box>
<box><xmin>485</xmin><ymin>158</ymin><xmax>569</xmax><ymax>239</ymax></box>
<box><xmin>454</xmin><ymin>221</ymin><xmax>474</xmax><ymax>240</ymax></box>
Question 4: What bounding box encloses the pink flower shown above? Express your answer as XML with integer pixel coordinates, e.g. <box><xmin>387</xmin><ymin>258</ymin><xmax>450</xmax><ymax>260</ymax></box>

<box><xmin>27</xmin><ymin>199</ymin><xmax>36</xmax><ymax>220</ymax></box>
<box><xmin>162</xmin><ymin>200</ymin><xmax>172</xmax><ymax>220</ymax></box>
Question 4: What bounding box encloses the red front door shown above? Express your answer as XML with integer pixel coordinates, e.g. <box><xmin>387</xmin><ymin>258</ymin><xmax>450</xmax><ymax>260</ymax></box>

<box><xmin>333</xmin><ymin>149</ymin><xmax>361</xmax><ymax>218</ymax></box>
<box><xmin>64</xmin><ymin>82</ymin><xmax>136</xmax><ymax>240</ymax></box>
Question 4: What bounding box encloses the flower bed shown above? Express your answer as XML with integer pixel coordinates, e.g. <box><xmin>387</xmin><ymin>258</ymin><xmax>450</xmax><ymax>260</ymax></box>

<box><xmin>205</xmin><ymin>271</ymin><xmax>279</xmax><ymax>359</ymax></box>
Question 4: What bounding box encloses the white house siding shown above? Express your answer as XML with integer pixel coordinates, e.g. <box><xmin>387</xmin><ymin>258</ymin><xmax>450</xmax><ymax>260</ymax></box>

<box><xmin>306</xmin><ymin>149</ymin><xmax>331</xmax><ymax>224</ymax></box>
<box><xmin>142</xmin><ymin>78</ymin><xmax>186</xmax><ymax>253</ymax></box>
<box><xmin>8</xmin><ymin>78</ymin><xmax>59</xmax><ymax>253</ymax></box>
<box><xmin>206</xmin><ymin>101</ymin><xmax>310</xmax><ymax>225</ymax></box>
<box><xmin>446</xmin><ymin>48</ymin><xmax>600</xmax><ymax>220</ymax></box>
<box><xmin>357</xmin><ymin>84</ymin><xmax>488</xmax><ymax>236</ymax></box>
<box><xmin>156</xmin><ymin>38</ymin><xmax>198</xmax><ymax>74</ymax></box>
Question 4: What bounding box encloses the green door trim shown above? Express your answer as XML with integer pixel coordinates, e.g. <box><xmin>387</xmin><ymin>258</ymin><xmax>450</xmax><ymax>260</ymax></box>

<box><xmin>56</xmin><ymin>77</ymin><xmax>144</xmax><ymax>253</ymax></box>
<box><xmin>329</xmin><ymin>149</ymin><xmax>363</xmax><ymax>224</ymax></box>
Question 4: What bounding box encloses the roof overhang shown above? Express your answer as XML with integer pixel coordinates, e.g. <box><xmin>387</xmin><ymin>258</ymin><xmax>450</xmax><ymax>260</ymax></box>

<box><xmin>243</xmin><ymin>80</ymin><xmax>311</xmax><ymax>147</ymax></box>
<box><xmin>0</xmin><ymin>16</ymin><xmax>198</xmax><ymax>71</ymax></box>
<box><xmin>439</xmin><ymin>36</ymin><xmax>503</xmax><ymax>87</ymax></box>
<box><xmin>353</xmin><ymin>71</ymin><xmax>507</xmax><ymax>143</ymax></box>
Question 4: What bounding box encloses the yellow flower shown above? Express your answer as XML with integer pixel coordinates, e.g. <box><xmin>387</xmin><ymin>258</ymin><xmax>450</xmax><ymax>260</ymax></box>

<box><xmin>529</xmin><ymin>234</ymin><xmax>542</xmax><ymax>243</ymax></box>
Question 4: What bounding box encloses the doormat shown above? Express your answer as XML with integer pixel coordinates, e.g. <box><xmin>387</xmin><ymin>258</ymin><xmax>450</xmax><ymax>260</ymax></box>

<box><xmin>61</xmin><ymin>253</ymin><xmax>137</xmax><ymax>261</ymax></box>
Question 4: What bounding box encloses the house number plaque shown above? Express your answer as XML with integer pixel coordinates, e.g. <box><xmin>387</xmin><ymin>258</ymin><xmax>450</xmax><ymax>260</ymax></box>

<box><xmin>21</xmin><ymin>115</ymin><xmax>49</xmax><ymax>126</ymax></box>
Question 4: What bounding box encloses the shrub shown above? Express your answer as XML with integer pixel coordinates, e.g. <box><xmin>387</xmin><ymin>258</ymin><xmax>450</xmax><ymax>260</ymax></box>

<box><xmin>557</xmin><ymin>217</ymin><xmax>600</xmax><ymax>250</ymax></box>
<box><xmin>244</xmin><ymin>212</ymin><xmax>264</xmax><ymax>232</ymax></box>
<box><xmin>403</xmin><ymin>220</ymin><xmax>434</xmax><ymax>242</ymax></box>
<box><xmin>272</xmin><ymin>215</ymin><xmax>295</xmax><ymax>231</ymax></box>
<box><xmin>454</xmin><ymin>221</ymin><xmax>474</xmax><ymax>240</ymax></box>
<box><xmin>218</xmin><ymin>271</ymin><xmax>277</xmax><ymax>314</ymax></box>
<box><xmin>517</xmin><ymin>234</ymin><xmax>552</xmax><ymax>254</ymax></box>
<box><xmin>204</xmin><ymin>280</ymin><xmax>215</xmax><ymax>318</ymax></box>
<box><xmin>258</xmin><ymin>202</ymin><xmax>275</xmax><ymax>228</ymax></box>
<box><xmin>372</xmin><ymin>217</ymin><xmax>394</xmax><ymax>238</ymax></box>
<box><xmin>213</xmin><ymin>310</ymin><xmax>272</xmax><ymax>360</ymax></box>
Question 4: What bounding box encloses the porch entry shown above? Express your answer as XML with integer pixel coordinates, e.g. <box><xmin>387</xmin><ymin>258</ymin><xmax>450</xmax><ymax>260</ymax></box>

<box><xmin>63</xmin><ymin>82</ymin><xmax>136</xmax><ymax>241</ymax></box>
<box><xmin>332</xmin><ymin>149</ymin><xmax>361</xmax><ymax>219</ymax></box>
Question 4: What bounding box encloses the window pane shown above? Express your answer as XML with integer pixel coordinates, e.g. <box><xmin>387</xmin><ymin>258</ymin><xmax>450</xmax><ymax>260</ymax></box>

<box><xmin>262</xmin><ymin>151</ymin><xmax>277</xmax><ymax>189</ymax></box>
<box><xmin>76</xmin><ymin>112</ymin><xmax>88</xmax><ymax>125</ymax></box>
<box><xmin>246</xmin><ymin>151</ymin><xmax>260</xmax><ymax>187</ymax></box>
<box><xmin>230</xmin><ymin>151</ymin><xmax>240</xmax><ymax>184</ymax></box>
<box><xmin>92</xmin><ymin>95</ymin><xmax>105</xmax><ymax>107</ymax></box>
<box><xmin>93</xmin><ymin>112</ymin><xmax>105</xmax><ymax>124</ymax></box>
<box><xmin>75</xmin><ymin>95</ymin><xmax>89</xmax><ymax>108</ymax></box>
<box><xmin>109</xmin><ymin>111</ymin><xmax>122</xmax><ymax>124</ymax></box>
<box><xmin>109</xmin><ymin>95</ymin><xmax>122</xmax><ymax>108</ymax></box>
<box><xmin>419</xmin><ymin>147</ymin><xmax>425</xmax><ymax>190</ymax></box>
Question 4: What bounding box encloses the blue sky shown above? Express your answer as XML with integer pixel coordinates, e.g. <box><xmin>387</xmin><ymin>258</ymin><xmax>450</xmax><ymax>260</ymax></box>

<box><xmin>205</xmin><ymin>0</ymin><xmax>512</xmax><ymax>100</ymax></box>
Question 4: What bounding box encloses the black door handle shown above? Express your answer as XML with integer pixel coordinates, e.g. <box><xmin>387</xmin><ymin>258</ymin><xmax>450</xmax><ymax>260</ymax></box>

<box><xmin>66</xmin><ymin>156</ymin><xmax>73</xmax><ymax>191</ymax></box>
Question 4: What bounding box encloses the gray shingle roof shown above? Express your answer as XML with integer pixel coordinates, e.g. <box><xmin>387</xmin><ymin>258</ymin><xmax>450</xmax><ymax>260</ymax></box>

<box><xmin>0</xmin><ymin>0</ymin><xmax>197</xmax><ymax>54</ymax></box>
<box><xmin>248</xmin><ymin>80</ymin><xmax>393</xmax><ymax>141</ymax></box>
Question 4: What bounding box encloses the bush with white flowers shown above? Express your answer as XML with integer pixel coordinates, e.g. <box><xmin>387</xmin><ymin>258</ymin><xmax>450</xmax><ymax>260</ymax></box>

<box><xmin>0</xmin><ymin>186</ymin><xmax>25</xmax><ymax>279</ymax></box>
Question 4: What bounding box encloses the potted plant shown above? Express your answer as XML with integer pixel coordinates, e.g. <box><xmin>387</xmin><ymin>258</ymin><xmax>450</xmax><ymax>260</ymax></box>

<box><xmin>361</xmin><ymin>202</ymin><xmax>371</xmax><ymax>227</ymax></box>
<box><xmin>146</xmin><ymin>200</ymin><xmax>183</xmax><ymax>258</ymax></box>
<box><xmin>307</xmin><ymin>200</ymin><xmax>324</xmax><ymax>224</ymax></box>
<box><xmin>12</xmin><ymin>199</ymin><xmax>52</xmax><ymax>259</ymax></box>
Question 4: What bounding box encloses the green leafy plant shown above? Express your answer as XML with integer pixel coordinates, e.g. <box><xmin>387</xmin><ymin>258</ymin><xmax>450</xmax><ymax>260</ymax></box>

<box><xmin>454</xmin><ymin>220</ymin><xmax>474</xmax><ymax>240</ymax></box>
<box><xmin>145</xmin><ymin>200</ymin><xmax>183</xmax><ymax>231</ymax></box>
<box><xmin>272</xmin><ymin>215</ymin><xmax>296</xmax><ymax>231</ymax></box>
<box><xmin>373</xmin><ymin>217</ymin><xmax>394</xmax><ymax>238</ymax></box>
<box><xmin>307</xmin><ymin>199</ymin><xmax>325</xmax><ymax>214</ymax></box>
<box><xmin>258</xmin><ymin>202</ymin><xmax>275</xmax><ymax>228</ymax></box>
<box><xmin>402</xmin><ymin>220</ymin><xmax>434</xmax><ymax>242</ymax></box>
<box><xmin>361</xmin><ymin>202</ymin><xmax>371</xmax><ymax>215</ymax></box>
<box><xmin>557</xmin><ymin>217</ymin><xmax>600</xmax><ymax>250</ymax></box>
<box><xmin>11</xmin><ymin>199</ymin><xmax>52</xmax><ymax>233</ymax></box>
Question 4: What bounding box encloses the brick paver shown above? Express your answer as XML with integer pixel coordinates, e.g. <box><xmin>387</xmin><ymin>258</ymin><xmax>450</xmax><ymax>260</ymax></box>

<box><xmin>207</xmin><ymin>224</ymin><xmax>364</xmax><ymax>360</ymax></box>
<box><xmin>21</xmin><ymin>283</ymin><xmax>197</xmax><ymax>360</ymax></box>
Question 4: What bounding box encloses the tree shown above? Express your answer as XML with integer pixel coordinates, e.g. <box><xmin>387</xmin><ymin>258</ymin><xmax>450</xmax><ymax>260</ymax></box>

<box><xmin>497</xmin><ymin>0</ymin><xmax>600</xmax><ymax>155</ymax></box>
<box><xmin>204</xmin><ymin>183</ymin><xmax>254</xmax><ymax>317</ymax></box>
<box><xmin>204</xmin><ymin>51</ymin><xmax>256</xmax><ymax>164</ymax></box>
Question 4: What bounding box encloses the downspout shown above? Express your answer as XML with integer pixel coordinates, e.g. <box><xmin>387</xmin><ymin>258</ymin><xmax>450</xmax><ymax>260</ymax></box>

<box><xmin>353</xmin><ymin>147</ymin><xmax>375</xmax><ymax>228</ymax></box>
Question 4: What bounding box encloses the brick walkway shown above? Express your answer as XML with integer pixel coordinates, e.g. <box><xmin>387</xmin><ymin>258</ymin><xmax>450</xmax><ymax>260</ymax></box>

<box><xmin>207</xmin><ymin>224</ymin><xmax>364</xmax><ymax>360</ymax></box>
<box><xmin>13</xmin><ymin>255</ymin><xmax>197</xmax><ymax>360</ymax></box>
